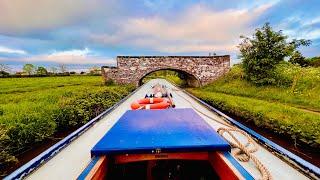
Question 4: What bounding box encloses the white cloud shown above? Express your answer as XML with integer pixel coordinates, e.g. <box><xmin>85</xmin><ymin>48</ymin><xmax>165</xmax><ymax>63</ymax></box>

<box><xmin>280</xmin><ymin>15</ymin><xmax>320</xmax><ymax>40</ymax></box>
<box><xmin>48</xmin><ymin>48</ymin><xmax>91</xmax><ymax>58</ymax></box>
<box><xmin>0</xmin><ymin>46</ymin><xmax>27</xmax><ymax>54</ymax></box>
<box><xmin>0</xmin><ymin>48</ymin><xmax>115</xmax><ymax>65</ymax></box>
<box><xmin>301</xmin><ymin>16</ymin><xmax>320</xmax><ymax>27</ymax></box>
<box><xmin>0</xmin><ymin>1</ymin><xmax>278</xmax><ymax>65</ymax></box>
<box><xmin>0</xmin><ymin>0</ymin><xmax>117</xmax><ymax>35</ymax></box>
<box><xmin>90</xmin><ymin>3</ymin><xmax>273</xmax><ymax>53</ymax></box>
<box><xmin>30</xmin><ymin>48</ymin><xmax>114</xmax><ymax>64</ymax></box>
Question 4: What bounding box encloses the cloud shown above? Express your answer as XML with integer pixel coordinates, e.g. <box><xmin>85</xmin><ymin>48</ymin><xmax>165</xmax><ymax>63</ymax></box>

<box><xmin>90</xmin><ymin>3</ymin><xmax>274</xmax><ymax>53</ymax></box>
<box><xmin>1</xmin><ymin>0</ymin><xmax>319</xmax><ymax>66</ymax></box>
<box><xmin>0</xmin><ymin>0</ymin><xmax>116</xmax><ymax>35</ymax></box>
<box><xmin>0</xmin><ymin>48</ymin><xmax>115</xmax><ymax>65</ymax></box>
<box><xmin>48</xmin><ymin>48</ymin><xmax>91</xmax><ymax>58</ymax></box>
<box><xmin>0</xmin><ymin>46</ymin><xmax>27</xmax><ymax>54</ymax></box>
<box><xmin>29</xmin><ymin>48</ymin><xmax>115</xmax><ymax>64</ymax></box>
<box><xmin>273</xmin><ymin>15</ymin><xmax>320</xmax><ymax>49</ymax></box>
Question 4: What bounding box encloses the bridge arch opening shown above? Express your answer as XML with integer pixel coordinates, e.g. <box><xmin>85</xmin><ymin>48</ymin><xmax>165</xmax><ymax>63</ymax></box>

<box><xmin>138</xmin><ymin>69</ymin><xmax>201</xmax><ymax>87</ymax></box>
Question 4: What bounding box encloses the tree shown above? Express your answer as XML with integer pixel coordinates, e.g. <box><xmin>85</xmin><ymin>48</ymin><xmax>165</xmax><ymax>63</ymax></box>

<box><xmin>239</xmin><ymin>23</ymin><xmax>311</xmax><ymax>85</ymax></box>
<box><xmin>23</xmin><ymin>64</ymin><xmax>36</xmax><ymax>75</ymax></box>
<box><xmin>289</xmin><ymin>51</ymin><xmax>309</xmax><ymax>67</ymax></box>
<box><xmin>0</xmin><ymin>64</ymin><xmax>10</xmax><ymax>73</ymax></box>
<box><xmin>0</xmin><ymin>70</ymin><xmax>9</xmax><ymax>77</ymax></box>
<box><xmin>58</xmin><ymin>64</ymin><xmax>67</xmax><ymax>73</ymax></box>
<box><xmin>36</xmin><ymin>66</ymin><xmax>48</xmax><ymax>75</ymax></box>
<box><xmin>49</xmin><ymin>66</ymin><xmax>58</xmax><ymax>74</ymax></box>
<box><xmin>0</xmin><ymin>64</ymin><xmax>11</xmax><ymax>77</ymax></box>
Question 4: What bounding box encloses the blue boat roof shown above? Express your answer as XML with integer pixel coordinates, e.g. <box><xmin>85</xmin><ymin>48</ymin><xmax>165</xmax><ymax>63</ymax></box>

<box><xmin>91</xmin><ymin>108</ymin><xmax>230</xmax><ymax>156</ymax></box>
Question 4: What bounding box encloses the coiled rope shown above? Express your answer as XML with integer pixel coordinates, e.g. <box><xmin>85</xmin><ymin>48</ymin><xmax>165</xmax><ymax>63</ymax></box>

<box><xmin>217</xmin><ymin>128</ymin><xmax>272</xmax><ymax>180</ymax></box>
<box><xmin>172</xmin><ymin>88</ymin><xmax>272</xmax><ymax>180</ymax></box>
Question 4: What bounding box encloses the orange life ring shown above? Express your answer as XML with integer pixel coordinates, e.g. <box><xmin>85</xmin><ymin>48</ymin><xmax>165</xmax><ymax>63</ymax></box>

<box><xmin>131</xmin><ymin>97</ymin><xmax>172</xmax><ymax>110</ymax></box>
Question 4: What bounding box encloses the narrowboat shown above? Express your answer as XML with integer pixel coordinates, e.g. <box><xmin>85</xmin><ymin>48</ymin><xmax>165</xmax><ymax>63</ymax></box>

<box><xmin>77</xmin><ymin>108</ymin><xmax>253</xmax><ymax>180</ymax></box>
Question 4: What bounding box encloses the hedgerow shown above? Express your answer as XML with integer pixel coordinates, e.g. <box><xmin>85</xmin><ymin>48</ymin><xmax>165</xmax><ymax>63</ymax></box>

<box><xmin>53</xmin><ymin>86</ymin><xmax>134</xmax><ymax>129</ymax></box>
<box><xmin>0</xmin><ymin>76</ymin><xmax>134</xmax><ymax>175</ymax></box>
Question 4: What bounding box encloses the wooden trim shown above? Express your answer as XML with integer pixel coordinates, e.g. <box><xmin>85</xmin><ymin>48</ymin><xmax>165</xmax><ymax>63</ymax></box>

<box><xmin>114</xmin><ymin>152</ymin><xmax>209</xmax><ymax>164</ymax></box>
<box><xmin>85</xmin><ymin>156</ymin><xmax>108</xmax><ymax>180</ymax></box>
<box><xmin>209</xmin><ymin>152</ymin><xmax>243</xmax><ymax>180</ymax></box>
<box><xmin>80</xmin><ymin>152</ymin><xmax>248</xmax><ymax>180</ymax></box>
<box><xmin>147</xmin><ymin>161</ymin><xmax>156</xmax><ymax>180</ymax></box>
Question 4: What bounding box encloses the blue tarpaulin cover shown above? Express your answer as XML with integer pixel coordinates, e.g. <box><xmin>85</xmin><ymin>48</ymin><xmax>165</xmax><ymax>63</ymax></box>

<box><xmin>91</xmin><ymin>108</ymin><xmax>230</xmax><ymax>156</ymax></box>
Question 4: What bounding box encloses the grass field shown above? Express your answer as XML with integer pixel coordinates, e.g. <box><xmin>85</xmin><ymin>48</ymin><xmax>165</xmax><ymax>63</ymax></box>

<box><xmin>0</xmin><ymin>76</ymin><xmax>134</xmax><ymax>175</ymax></box>
<box><xmin>188</xmin><ymin>63</ymin><xmax>320</xmax><ymax>149</ymax></box>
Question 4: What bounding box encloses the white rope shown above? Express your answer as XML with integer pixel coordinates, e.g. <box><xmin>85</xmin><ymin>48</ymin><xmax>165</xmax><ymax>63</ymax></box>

<box><xmin>172</xmin><ymin>88</ymin><xmax>272</xmax><ymax>180</ymax></box>
<box><xmin>217</xmin><ymin>128</ymin><xmax>272</xmax><ymax>180</ymax></box>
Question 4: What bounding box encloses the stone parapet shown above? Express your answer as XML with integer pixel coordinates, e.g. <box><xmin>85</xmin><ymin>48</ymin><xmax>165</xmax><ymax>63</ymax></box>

<box><xmin>102</xmin><ymin>55</ymin><xmax>230</xmax><ymax>87</ymax></box>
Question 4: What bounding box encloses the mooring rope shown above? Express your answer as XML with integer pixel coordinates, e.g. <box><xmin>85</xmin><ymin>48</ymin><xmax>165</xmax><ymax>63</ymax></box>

<box><xmin>218</xmin><ymin>128</ymin><xmax>272</xmax><ymax>180</ymax></box>
<box><xmin>172</xmin><ymin>88</ymin><xmax>272</xmax><ymax>180</ymax></box>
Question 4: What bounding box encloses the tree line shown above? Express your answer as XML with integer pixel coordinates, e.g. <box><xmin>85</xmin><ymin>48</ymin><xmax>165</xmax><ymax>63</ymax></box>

<box><xmin>0</xmin><ymin>64</ymin><xmax>102</xmax><ymax>77</ymax></box>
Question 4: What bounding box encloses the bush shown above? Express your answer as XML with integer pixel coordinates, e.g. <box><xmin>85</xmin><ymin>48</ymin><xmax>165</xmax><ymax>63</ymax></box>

<box><xmin>0</xmin><ymin>71</ymin><xmax>10</xmax><ymax>77</ymax></box>
<box><xmin>0</xmin><ymin>125</ymin><xmax>18</xmax><ymax>170</ymax></box>
<box><xmin>221</xmin><ymin>64</ymin><xmax>245</xmax><ymax>82</ymax></box>
<box><xmin>6</xmin><ymin>115</ymin><xmax>56</xmax><ymax>152</ymax></box>
<box><xmin>36</xmin><ymin>67</ymin><xmax>48</xmax><ymax>75</ymax></box>
<box><xmin>274</xmin><ymin>62</ymin><xmax>320</xmax><ymax>90</ymax></box>
<box><xmin>0</xmin><ymin>76</ymin><xmax>135</xmax><ymax>175</ymax></box>
<box><xmin>308</xmin><ymin>56</ymin><xmax>320</xmax><ymax>67</ymax></box>
<box><xmin>239</xmin><ymin>23</ymin><xmax>311</xmax><ymax>85</ymax></box>
<box><xmin>53</xmin><ymin>86</ymin><xmax>135</xmax><ymax>129</ymax></box>
<box><xmin>289</xmin><ymin>51</ymin><xmax>309</xmax><ymax>67</ymax></box>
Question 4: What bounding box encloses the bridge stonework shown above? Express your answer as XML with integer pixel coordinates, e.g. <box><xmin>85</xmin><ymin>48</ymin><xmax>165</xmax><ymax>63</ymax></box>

<box><xmin>102</xmin><ymin>56</ymin><xmax>230</xmax><ymax>87</ymax></box>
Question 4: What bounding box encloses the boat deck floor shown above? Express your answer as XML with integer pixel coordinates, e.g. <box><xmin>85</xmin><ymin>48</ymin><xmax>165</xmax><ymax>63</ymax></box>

<box><xmin>26</xmin><ymin>79</ymin><xmax>308</xmax><ymax>180</ymax></box>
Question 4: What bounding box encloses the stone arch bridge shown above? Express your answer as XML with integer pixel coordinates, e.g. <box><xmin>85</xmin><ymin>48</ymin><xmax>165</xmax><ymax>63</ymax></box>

<box><xmin>101</xmin><ymin>56</ymin><xmax>230</xmax><ymax>87</ymax></box>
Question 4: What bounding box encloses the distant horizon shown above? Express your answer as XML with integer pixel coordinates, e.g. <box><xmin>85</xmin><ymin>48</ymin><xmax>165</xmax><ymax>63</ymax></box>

<box><xmin>2</xmin><ymin>62</ymin><xmax>108</xmax><ymax>74</ymax></box>
<box><xmin>3</xmin><ymin>52</ymin><xmax>320</xmax><ymax>73</ymax></box>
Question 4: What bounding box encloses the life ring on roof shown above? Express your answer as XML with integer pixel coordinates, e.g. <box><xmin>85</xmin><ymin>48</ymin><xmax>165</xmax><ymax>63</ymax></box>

<box><xmin>131</xmin><ymin>97</ymin><xmax>172</xmax><ymax>110</ymax></box>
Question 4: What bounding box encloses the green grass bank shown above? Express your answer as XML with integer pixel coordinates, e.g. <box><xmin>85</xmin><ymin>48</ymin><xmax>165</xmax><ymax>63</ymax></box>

<box><xmin>188</xmin><ymin>63</ymin><xmax>320</xmax><ymax>149</ymax></box>
<box><xmin>0</xmin><ymin>76</ymin><xmax>135</xmax><ymax>175</ymax></box>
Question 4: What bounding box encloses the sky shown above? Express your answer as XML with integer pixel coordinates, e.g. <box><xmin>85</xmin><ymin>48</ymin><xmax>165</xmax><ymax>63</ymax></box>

<box><xmin>0</xmin><ymin>0</ymin><xmax>319</xmax><ymax>72</ymax></box>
